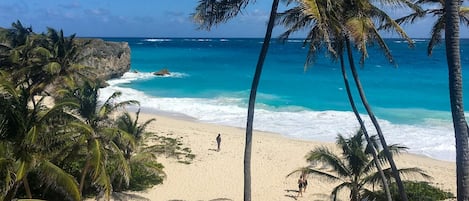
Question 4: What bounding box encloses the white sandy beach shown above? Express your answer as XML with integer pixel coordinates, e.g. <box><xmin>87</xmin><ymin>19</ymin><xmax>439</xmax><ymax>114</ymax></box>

<box><xmin>104</xmin><ymin>112</ymin><xmax>456</xmax><ymax>201</ymax></box>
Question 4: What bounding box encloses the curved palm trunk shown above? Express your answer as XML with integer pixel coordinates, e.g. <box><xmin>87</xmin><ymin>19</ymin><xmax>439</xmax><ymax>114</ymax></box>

<box><xmin>339</xmin><ymin>53</ymin><xmax>392</xmax><ymax>201</ymax></box>
<box><xmin>79</xmin><ymin>159</ymin><xmax>91</xmax><ymax>195</ymax></box>
<box><xmin>244</xmin><ymin>0</ymin><xmax>279</xmax><ymax>200</ymax></box>
<box><xmin>345</xmin><ymin>38</ymin><xmax>408</xmax><ymax>201</ymax></box>
<box><xmin>444</xmin><ymin>0</ymin><xmax>469</xmax><ymax>200</ymax></box>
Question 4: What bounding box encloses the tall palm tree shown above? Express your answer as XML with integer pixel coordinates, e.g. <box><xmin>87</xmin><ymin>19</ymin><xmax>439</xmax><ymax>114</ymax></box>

<box><xmin>276</xmin><ymin>0</ymin><xmax>394</xmax><ymax>199</ymax></box>
<box><xmin>276</xmin><ymin>0</ymin><xmax>421</xmax><ymax>199</ymax></box>
<box><xmin>288</xmin><ymin>130</ymin><xmax>430</xmax><ymax>201</ymax></box>
<box><xmin>194</xmin><ymin>1</ymin><xmax>280</xmax><ymax>200</ymax></box>
<box><xmin>444</xmin><ymin>0</ymin><xmax>469</xmax><ymax>199</ymax></box>
<box><xmin>340</xmin><ymin>1</ymin><xmax>422</xmax><ymax>200</ymax></box>
<box><xmin>390</xmin><ymin>2</ymin><xmax>469</xmax><ymax>198</ymax></box>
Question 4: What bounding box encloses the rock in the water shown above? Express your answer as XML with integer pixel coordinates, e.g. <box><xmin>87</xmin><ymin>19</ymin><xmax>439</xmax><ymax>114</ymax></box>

<box><xmin>154</xmin><ymin>68</ymin><xmax>170</xmax><ymax>76</ymax></box>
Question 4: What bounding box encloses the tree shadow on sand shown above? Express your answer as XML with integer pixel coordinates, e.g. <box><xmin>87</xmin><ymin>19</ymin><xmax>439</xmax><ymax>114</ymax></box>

<box><xmin>167</xmin><ymin>198</ymin><xmax>232</xmax><ymax>201</ymax></box>
<box><xmin>285</xmin><ymin>189</ymin><xmax>299</xmax><ymax>200</ymax></box>
<box><xmin>95</xmin><ymin>192</ymin><xmax>150</xmax><ymax>201</ymax></box>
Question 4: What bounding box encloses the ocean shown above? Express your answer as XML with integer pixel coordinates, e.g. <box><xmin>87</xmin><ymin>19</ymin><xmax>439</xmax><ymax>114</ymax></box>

<box><xmin>99</xmin><ymin>37</ymin><xmax>469</xmax><ymax>162</ymax></box>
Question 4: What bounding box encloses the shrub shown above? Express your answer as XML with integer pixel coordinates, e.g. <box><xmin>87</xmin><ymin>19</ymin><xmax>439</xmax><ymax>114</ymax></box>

<box><xmin>368</xmin><ymin>181</ymin><xmax>454</xmax><ymax>201</ymax></box>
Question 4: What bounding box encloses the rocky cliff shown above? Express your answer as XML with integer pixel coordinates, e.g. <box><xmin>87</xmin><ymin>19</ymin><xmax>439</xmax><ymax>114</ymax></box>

<box><xmin>77</xmin><ymin>38</ymin><xmax>130</xmax><ymax>81</ymax></box>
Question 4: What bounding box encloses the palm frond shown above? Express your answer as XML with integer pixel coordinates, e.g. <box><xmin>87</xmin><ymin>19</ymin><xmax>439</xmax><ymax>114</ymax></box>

<box><xmin>88</xmin><ymin>139</ymin><xmax>105</xmax><ymax>181</ymax></box>
<box><xmin>460</xmin><ymin>7</ymin><xmax>469</xmax><ymax>25</ymax></box>
<box><xmin>331</xmin><ymin>182</ymin><xmax>353</xmax><ymax>201</ymax></box>
<box><xmin>193</xmin><ymin>0</ymin><xmax>252</xmax><ymax>30</ymax></box>
<box><xmin>36</xmin><ymin>160</ymin><xmax>81</xmax><ymax>201</ymax></box>
<box><xmin>306</xmin><ymin>146</ymin><xmax>351</xmax><ymax>177</ymax></box>
<box><xmin>109</xmin><ymin>142</ymin><xmax>131</xmax><ymax>186</ymax></box>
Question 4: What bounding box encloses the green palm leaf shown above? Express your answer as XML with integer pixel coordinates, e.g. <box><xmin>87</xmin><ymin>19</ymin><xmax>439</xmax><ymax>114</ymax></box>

<box><xmin>36</xmin><ymin>160</ymin><xmax>81</xmax><ymax>201</ymax></box>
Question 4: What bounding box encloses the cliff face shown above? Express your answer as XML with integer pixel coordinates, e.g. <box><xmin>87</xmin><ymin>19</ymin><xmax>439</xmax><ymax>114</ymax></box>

<box><xmin>77</xmin><ymin>38</ymin><xmax>130</xmax><ymax>81</ymax></box>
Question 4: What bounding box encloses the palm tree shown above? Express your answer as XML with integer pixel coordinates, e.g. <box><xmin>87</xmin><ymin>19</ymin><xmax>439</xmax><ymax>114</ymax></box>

<box><xmin>340</xmin><ymin>1</ymin><xmax>423</xmax><ymax>200</ymax></box>
<box><xmin>390</xmin><ymin>0</ymin><xmax>469</xmax><ymax>55</ymax></box>
<box><xmin>194</xmin><ymin>1</ymin><xmax>280</xmax><ymax>200</ymax></box>
<box><xmin>391</xmin><ymin>2</ymin><xmax>469</xmax><ymax>198</ymax></box>
<box><xmin>2</xmin><ymin>20</ymin><xmax>33</xmax><ymax>48</ymax></box>
<box><xmin>444</xmin><ymin>0</ymin><xmax>469</xmax><ymax>199</ymax></box>
<box><xmin>0</xmin><ymin>75</ymin><xmax>80</xmax><ymax>201</ymax></box>
<box><xmin>113</xmin><ymin>109</ymin><xmax>166</xmax><ymax>191</ymax></box>
<box><xmin>276</xmin><ymin>0</ymin><xmax>397</xmax><ymax>199</ymax></box>
<box><xmin>276</xmin><ymin>0</ymin><xmax>422</xmax><ymax>199</ymax></box>
<box><xmin>288</xmin><ymin>130</ymin><xmax>430</xmax><ymax>201</ymax></box>
<box><xmin>61</xmin><ymin>80</ymin><xmax>137</xmax><ymax>200</ymax></box>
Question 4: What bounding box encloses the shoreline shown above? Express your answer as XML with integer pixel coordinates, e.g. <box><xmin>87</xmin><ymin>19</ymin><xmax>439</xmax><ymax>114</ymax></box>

<box><xmin>103</xmin><ymin>70</ymin><xmax>457</xmax><ymax>163</ymax></box>
<box><xmin>118</xmin><ymin>110</ymin><xmax>456</xmax><ymax>201</ymax></box>
<box><xmin>134</xmin><ymin>104</ymin><xmax>456</xmax><ymax>162</ymax></box>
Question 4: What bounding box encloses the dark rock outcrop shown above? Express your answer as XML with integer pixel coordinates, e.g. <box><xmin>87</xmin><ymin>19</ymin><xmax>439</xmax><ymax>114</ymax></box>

<box><xmin>77</xmin><ymin>38</ymin><xmax>130</xmax><ymax>81</ymax></box>
<box><xmin>154</xmin><ymin>68</ymin><xmax>170</xmax><ymax>76</ymax></box>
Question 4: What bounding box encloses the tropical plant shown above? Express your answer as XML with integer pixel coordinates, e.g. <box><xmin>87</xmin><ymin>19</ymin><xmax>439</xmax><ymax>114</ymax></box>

<box><xmin>288</xmin><ymin>130</ymin><xmax>430</xmax><ymax>201</ymax></box>
<box><xmin>389</xmin><ymin>0</ymin><xmax>469</xmax><ymax>55</ymax></box>
<box><xmin>277</xmin><ymin>0</ymin><xmax>422</xmax><ymax>199</ymax></box>
<box><xmin>0</xmin><ymin>75</ymin><xmax>80</xmax><ymax>201</ymax></box>
<box><xmin>0</xmin><ymin>23</ymin><xmax>86</xmax><ymax>200</ymax></box>
<box><xmin>279</xmin><ymin>0</ymin><xmax>419</xmax><ymax>199</ymax></box>
<box><xmin>366</xmin><ymin>181</ymin><xmax>455</xmax><ymax>201</ymax></box>
<box><xmin>0</xmin><ymin>20</ymin><xmax>33</xmax><ymax>48</ymax></box>
<box><xmin>444</xmin><ymin>0</ymin><xmax>469</xmax><ymax>199</ymax></box>
<box><xmin>392</xmin><ymin>0</ymin><xmax>469</xmax><ymax>199</ymax></box>
<box><xmin>194</xmin><ymin>1</ymin><xmax>280</xmax><ymax>200</ymax></box>
<box><xmin>60</xmin><ymin>80</ymin><xmax>137</xmax><ymax>200</ymax></box>
<box><xmin>112</xmin><ymin>109</ymin><xmax>165</xmax><ymax>191</ymax></box>
<box><xmin>276</xmin><ymin>0</ymin><xmax>396</xmax><ymax>199</ymax></box>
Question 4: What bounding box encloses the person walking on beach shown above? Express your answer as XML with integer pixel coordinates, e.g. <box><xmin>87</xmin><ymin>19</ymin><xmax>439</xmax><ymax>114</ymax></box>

<box><xmin>216</xmin><ymin>133</ymin><xmax>221</xmax><ymax>152</ymax></box>
<box><xmin>297</xmin><ymin>175</ymin><xmax>305</xmax><ymax>197</ymax></box>
<box><xmin>303</xmin><ymin>174</ymin><xmax>308</xmax><ymax>192</ymax></box>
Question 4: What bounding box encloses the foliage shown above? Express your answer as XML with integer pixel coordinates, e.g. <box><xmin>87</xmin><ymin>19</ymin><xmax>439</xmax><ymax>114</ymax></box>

<box><xmin>0</xmin><ymin>21</ymin><xmax>193</xmax><ymax>201</ymax></box>
<box><xmin>288</xmin><ymin>130</ymin><xmax>430</xmax><ymax>201</ymax></box>
<box><xmin>366</xmin><ymin>181</ymin><xmax>455</xmax><ymax>201</ymax></box>
<box><xmin>389</xmin><ymin>0</ymin><xmax>469</xmax><ymax>55</ymax></box>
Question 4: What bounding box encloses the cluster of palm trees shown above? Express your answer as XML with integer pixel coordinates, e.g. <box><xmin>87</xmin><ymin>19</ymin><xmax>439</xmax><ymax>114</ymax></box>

<box><xmin>194</xmin><ymin>0</ymin><xmax>468</xmax><ymax>200</ymax></box>
<box><xmin>0</xmin><ymin>21</ymin><xmax>191</xmax><ymax>201</ymax></box>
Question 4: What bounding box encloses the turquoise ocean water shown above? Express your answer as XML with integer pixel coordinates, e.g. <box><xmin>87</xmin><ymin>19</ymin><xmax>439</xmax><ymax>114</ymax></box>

<box><xmin>99</xmin><ymin>38</ymin><xmax>469</xmax><ymax>161</ymax></box>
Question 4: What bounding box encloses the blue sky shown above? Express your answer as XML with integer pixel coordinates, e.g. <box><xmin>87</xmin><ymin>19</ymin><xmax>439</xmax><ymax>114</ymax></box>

<box><xmin>0</xmin><ymin>0</ymin><xmax>467</xmax><ymax>38</ymax></box>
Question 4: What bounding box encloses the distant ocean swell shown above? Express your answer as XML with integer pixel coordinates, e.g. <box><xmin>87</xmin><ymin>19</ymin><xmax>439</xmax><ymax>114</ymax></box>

<box><xmin>100</xmin><ymin>72</ymin><xmax>456</xmax><ymax>162</ymax></box>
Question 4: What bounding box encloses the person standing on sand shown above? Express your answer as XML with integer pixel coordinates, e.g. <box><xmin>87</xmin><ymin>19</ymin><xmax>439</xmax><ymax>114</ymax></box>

<box><xmin>216</xmin><ymin>133</ymin><xmax>221</xmax><ymax>152</ymax></box>
<box><xmin>302</xmin><ymin>174</ymin><xmax>308</xmax><ymax>192</ymax></box>
<box><xmin>297</xmin><ymin>175</ymin><xmax>304</xmax><ymax>197</ymax></box>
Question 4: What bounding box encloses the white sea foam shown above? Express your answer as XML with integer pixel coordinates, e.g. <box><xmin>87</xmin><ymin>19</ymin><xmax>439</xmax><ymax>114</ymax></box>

<box><xmin>100</xmin><ymin>77</ymin><xmax>456</xmax><ymax>162</ymax></box>
<box><xmin>220</xmin><ymin>39</ymin><xmax>229</xmax><ymax>42</ymax></box>
<box><xmin>107</xmin><ymin>71</ymin><xmax>189</xmax><ymax>86</ymax></box>
<box><xmin>287</xmin><ymin>39</ymin><xmax>304</xmax><ymax>43</ymax></box>
<box><xmin>143</xmin><ymin>38</ymin><xmax>172</xmax><ymax>42</ymax></box>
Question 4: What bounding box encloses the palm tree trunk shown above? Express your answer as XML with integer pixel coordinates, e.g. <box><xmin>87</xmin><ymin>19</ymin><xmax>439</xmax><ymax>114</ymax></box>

<box><xmin>79</xmin><ymin>159</ymin><xmax>91</xmax><ymax>195</ymax></box>
<box><xmin>339</xmin><ymin>52</ymin><xmax>392</xmax><ymax>201</ymax></box>
<box><xmin>23</xmin><ymin>176</ymin><xmax>32</xmax><ymax>199</ymax></box>
<box><xmin>243</xmin><ymin>0</ymin><xmax>279</xmax><ymax>200</ymax></box>
<box><xmin>345</xmin><ymin>37</ymin><xmax>408</xmax><ymax>201</ymax></box>
<box><xmin>444</xmin><ymin>0</ymin><xmax>469</xmax><ymax>200</ymax></box>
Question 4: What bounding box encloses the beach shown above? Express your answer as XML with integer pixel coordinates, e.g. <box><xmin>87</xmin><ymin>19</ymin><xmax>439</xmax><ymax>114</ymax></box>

<box><xmin>116</xmin><ymin>111</ymin><xmax>456</xmax><ymax>201</ymax></box>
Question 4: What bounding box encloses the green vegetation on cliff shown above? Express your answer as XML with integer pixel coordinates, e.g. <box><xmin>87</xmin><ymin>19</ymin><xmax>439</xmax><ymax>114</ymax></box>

<box><xmin>0</xmin><ymin>20</ymin><xmax>193</xmax><ymax>201</ymax></box>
